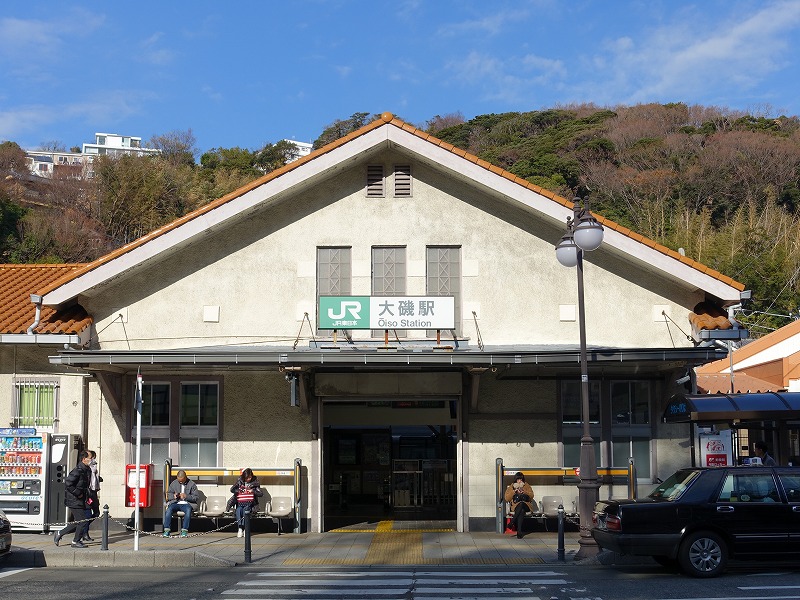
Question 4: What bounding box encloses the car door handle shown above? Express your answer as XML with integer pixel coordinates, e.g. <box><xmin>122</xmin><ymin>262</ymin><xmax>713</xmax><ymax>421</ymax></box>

<box><xmin>793</xmin><ymin>506</ymin><xmax>800</xmax><ymax>512</ymax></box>
<box><xmin>717</xmin><ymin>505</ymin><xmax>735</xmax><ymax>512</ymax></box>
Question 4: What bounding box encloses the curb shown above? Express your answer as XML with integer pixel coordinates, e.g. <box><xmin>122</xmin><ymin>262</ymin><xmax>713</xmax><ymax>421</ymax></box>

<box><xmin>5</xmin><ymin>547</ymin><xmax>237</xmax><ymax>568</ymax></box>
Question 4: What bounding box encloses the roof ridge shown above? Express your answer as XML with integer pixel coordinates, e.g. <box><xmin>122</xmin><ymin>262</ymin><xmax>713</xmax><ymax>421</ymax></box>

<box><xmin>35</xmin><ymin>111</ymin><xmax>744</xmax><ymax>298</ymax></box>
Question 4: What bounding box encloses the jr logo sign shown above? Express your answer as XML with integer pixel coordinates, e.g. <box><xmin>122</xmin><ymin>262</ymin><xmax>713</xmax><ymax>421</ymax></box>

<box><xmin>327</xmin><ymin>300</ymin><xmax>363</xmax><ymax>320</ymax></box>
<box><xmin>319</xmin><ymin>296</ymin><xmax>369</xmax><ymax>329</ymax></box>
<box><xmin>318</xmin><ymin>296</ymin><xmax>455</xmax><ymax>330</ymax></box>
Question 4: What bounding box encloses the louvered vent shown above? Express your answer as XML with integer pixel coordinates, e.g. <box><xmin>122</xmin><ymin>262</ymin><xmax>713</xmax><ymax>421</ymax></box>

<box><xmin>366</xmin><ymin>165</ymin><xmax>384</xmax><ymax>197</ymax></box>
<box><xmin>394</xmin><ymin>165</ymin><xmax>412</xmax><ymax>197</ymax></box>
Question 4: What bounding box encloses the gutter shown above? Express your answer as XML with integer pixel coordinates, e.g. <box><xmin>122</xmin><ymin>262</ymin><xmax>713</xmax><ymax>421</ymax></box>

<box><xmin>2</xmin><ymin>334</ymin><xmax>81</xmax><ymax>345</ymax></box>
<box><xmin>26</xmin><ymin>294</ymin><xmax>43</xmax><ymax>334</ymax></box>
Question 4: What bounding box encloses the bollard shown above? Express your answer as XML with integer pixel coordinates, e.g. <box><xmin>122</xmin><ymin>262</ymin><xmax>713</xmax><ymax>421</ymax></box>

<box><xmin>101</xmin><ymin>504</ymin><xmax>110</xmax><ymax>551</ymax></box>
<box><xmin>243</xmin><ymin>510</ymin><xmax>252</xmax><ymax>563</ymax></box>
<box><xmin>557</xmin><ymin>503</ymin><xmax>565</xmax><ymax>562</ymax></box>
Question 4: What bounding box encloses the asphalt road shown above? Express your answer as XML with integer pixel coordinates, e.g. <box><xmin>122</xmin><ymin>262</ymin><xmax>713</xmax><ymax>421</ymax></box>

<box><xmin>2</xmin><ymin>562</ymin><xmax>800</xmax><ymax>599</ymax></box>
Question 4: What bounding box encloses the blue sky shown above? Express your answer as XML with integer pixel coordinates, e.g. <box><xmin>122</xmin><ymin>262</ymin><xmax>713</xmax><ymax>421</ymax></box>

<box><xmin>2</xmin><ymin>0</ymin><xmax>800</xmax><ymax>156</ymax></box>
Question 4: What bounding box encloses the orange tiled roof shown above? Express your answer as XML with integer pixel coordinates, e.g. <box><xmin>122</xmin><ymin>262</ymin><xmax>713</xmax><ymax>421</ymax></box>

<box><xmin>36</xmin><ymin>112</ymin><xmax>746</xmax><ymax>299</ymax></box>
<box><xmin>696</xmin><ymin>372</ymin><xmax>784</xmax><ymax>394</ymax></box>
<box><xmin>0</xmin><ymin>264</ymin><xmax>93</xmax><ymax>334</ymax></box>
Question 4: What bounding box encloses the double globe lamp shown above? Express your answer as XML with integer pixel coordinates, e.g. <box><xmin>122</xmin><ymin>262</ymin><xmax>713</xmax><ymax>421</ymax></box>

<box><xmin>555</xmin><ymin>197</ymin><xmax>604</xmax><ymax>559</ymax></box>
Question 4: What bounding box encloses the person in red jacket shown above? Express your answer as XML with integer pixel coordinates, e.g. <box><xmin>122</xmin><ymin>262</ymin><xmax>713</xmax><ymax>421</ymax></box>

<box><xmin>230</xmin><ymin>468</ymin><xmax>264</xmax><ymax>538</ymax></box>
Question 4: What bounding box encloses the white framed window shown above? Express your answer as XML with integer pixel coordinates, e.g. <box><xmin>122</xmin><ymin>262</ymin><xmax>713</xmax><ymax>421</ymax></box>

<box><xmin>13</xmin><ymin>379</ymin><xmax>58</xmax><ymax>429</ymax></box>
<box><xmin>559</xmin><ymin>380</ymin><xmax>652</xmax><ymax>478</ymax></box>
<box><xmin>132</xmin><ymin>380</ymin><xmax>220</xmax><ymax>466</ymax></box>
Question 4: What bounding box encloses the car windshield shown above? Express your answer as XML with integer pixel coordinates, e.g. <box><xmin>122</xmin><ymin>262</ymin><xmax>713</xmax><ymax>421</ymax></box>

<box><xmin>648</xmin><ymin>469</ymin><xmax>701</xmax><ymax>501</ymax></box>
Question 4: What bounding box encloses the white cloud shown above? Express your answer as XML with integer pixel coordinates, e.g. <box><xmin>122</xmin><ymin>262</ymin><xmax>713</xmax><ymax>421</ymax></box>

<box><xmin>0</xmin><ymin>105</ymin><xmax>56</xmax><ymax>141</ymax></box>
<box><xmin>335</xmin><ymin>65</ymin><xmax>352</xmax><ymax>77</ymax></box>
<box><xmin>139</xmin><ymin>31</ymin><xmax>176</xmax><ymax>66</ymax></box>
<box><xmin>446</xmin><ymin>51</ymin><xmax>567</xmax><ymax>104</ymax></box>
<box><xmin>594</xmin><ymin>0</ymin><xmax>800</xmax><ymax>105</ymax></box>
<box><xmin>438</xmin><ymin>9</ymin><xmax>529</xmax><ymax>37</ymax></box>
<box><xmin>201</xmin><ymin>85</ymin><xmax>223</xmax><ymax>103</ymax></box>
<box><xmin>0</xmin><ymin>9</ymin><xmax>104</xmax><ymax>63</ymax></box>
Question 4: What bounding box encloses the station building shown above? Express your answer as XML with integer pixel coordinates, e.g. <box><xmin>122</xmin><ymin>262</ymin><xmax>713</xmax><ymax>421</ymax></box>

<box><xmin>1</xmin><ymin>113</ymin><xmax>746</xmax><ymax>532</ymax></box>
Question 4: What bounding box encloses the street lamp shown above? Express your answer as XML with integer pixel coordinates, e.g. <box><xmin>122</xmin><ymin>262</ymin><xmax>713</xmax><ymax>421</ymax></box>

<box><xmin>555</xmin><ymin>196</ymin><xmax>604</xmax><ymax>560</ymax></box>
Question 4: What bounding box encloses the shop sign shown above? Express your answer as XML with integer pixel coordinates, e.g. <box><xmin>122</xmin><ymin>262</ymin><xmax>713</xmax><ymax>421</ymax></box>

<box><xmin>318</xmin><ymin>296</ymin><xmax>455</xmax><ymax>330</ymax></box>
<box><xmin>699</xmin><ymin>430</ymin><xmax>733</xmax><ymax>467</ymax></box>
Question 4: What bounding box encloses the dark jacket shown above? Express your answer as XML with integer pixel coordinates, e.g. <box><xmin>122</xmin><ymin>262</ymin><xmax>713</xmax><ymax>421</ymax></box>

<box><xmin>230</xmin><ymin>476</ymin><xmax>264</xmax><ymax>508</ymax></box>
<box><xmin>165</xmin><ymin>477</ymin><xmax>199</xmax><ymax>511</ymax></box>
<box><xmin>64</xmin><ymin>461</ymin><xmax>92</xmax><ymax>510</ymax></box>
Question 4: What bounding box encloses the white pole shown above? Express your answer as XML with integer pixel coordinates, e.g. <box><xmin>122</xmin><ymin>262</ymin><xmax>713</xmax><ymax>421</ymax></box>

<box><xmin>134</xmin><ymin>371</ymin><xmax>143</xmax><ymax>551</ymax></box>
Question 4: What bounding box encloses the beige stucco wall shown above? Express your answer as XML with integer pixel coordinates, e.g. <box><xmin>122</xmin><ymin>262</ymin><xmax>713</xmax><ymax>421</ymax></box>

<box><xmin>80</xmin><ymin>150</ymin><xmax>703</xmax><ymax>352</ymax></box>
<box><xmin>0</xmin><ymin>345</ymin><xmax>87</xmax><ymax>436</ymax></box>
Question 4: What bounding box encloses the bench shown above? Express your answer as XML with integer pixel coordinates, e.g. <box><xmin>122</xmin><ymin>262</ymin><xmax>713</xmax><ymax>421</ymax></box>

<box><xmin>163</xmin><ymin>460</ymin><xmax>302</xmax><ymax>534</ymax></box>
<box><xmin>496</xmin><ymin>460</ymin><xmax>631</xmax><ymax>534</ymax></box>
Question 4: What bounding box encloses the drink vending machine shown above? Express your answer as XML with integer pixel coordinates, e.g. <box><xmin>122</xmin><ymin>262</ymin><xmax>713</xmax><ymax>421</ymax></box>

<box><xmin>0</xmin><ymin>428</ymin><xmax>81</xmax><ymax>532</ymax></box>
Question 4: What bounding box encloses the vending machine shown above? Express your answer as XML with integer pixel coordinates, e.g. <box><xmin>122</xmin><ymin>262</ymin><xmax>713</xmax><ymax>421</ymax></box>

<box><xmin>45</xmin><ymin>433</ymin><xmax>82</xmax><ymax>529</ymax></box>
<box><xmin>0</xmin><ymin>428</ymin><xmax>81</xmax><ymax>532</ymax></box>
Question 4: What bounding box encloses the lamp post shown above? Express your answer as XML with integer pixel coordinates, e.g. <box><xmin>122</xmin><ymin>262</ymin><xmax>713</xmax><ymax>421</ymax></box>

<box><xmin>555</xmin><ymin>196</ymin><xmax>604</xmax><ymax>560</ymax></box>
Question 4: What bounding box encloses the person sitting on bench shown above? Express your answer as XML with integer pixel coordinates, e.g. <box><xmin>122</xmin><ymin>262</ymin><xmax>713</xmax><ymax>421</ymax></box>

<box><xmin>504</xmin><ymin>471</ymin><xmax>535</xmax><ymax>539</ymax></box>
<box><xmin>162</xmin><ymin>470</ymin><xmax>199</xmax><ymax>537</ymax></box>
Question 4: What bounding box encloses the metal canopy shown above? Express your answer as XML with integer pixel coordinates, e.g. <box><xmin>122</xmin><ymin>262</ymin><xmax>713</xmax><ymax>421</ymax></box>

<box><xmin>49</xmin><ymin>345</ymin><xmax>726</xmax><ymax>370</ymax></box>
<box><xmin>664</xmin><ymin>392</ymin><xmax>800</xmax><ymax>423</ymax></box>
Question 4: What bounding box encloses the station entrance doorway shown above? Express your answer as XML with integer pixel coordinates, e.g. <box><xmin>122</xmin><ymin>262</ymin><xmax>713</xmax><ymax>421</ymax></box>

<box><xmin>322</xmin><ymin>415</ymin><xmax>458</xmax><ymax>530</ymax></box>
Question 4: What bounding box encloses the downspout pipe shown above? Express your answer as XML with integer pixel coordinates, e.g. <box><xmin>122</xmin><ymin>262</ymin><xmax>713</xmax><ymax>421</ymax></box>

<box><xmin>26</xmin><ymin>294</ymin><xmax>43</xmax><ymax>335</ymax></box>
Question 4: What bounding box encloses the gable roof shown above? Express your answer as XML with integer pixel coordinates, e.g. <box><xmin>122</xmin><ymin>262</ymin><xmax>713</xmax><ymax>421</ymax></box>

<box><xmin>697</xmin><ymin>319</ymin><xmax>800</xmax><ymax>375</ymax></box>
<box><xmin>696</xmin><ymin>319</ymin><xmax>800</xmax><ymax>392</ymax></box>
<box><xmin>0</xmin><ymin>264</ymin><xmax>93</xmax><ymax>335</ymax></box>
<box><xmin>35</xmin><ymin>112</ymin><xmax>745</xmax><ymax>307</ymax></box>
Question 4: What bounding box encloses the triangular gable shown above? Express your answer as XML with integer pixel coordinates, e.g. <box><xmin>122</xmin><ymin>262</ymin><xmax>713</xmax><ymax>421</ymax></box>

<box><xmin>37</xmin><ymin>112</ymin><xmax>744</xmax><ymax>307</ymax></box>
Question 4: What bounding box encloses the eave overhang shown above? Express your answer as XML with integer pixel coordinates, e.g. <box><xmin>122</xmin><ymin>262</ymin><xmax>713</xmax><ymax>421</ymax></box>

<box><xmin>49</xmin><ymin>345</ymin><xmax>727</xmax><ymax>370</ymax></box>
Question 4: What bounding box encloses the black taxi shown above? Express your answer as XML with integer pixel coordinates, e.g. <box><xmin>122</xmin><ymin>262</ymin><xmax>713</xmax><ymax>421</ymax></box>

<box><xmin>592</xmin><ymin>466</ymin><xmax>800</xmax><ymax>577</ymax></box>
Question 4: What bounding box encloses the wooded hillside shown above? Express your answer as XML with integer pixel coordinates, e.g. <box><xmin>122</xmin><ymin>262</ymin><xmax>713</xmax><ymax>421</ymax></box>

<box><xmin>2</xmin><ymin>103</ymin><xmax>799</xmax><ymax>336</ymax></box>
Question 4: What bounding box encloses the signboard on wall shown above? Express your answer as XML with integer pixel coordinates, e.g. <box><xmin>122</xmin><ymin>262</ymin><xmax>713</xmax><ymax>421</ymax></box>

<box><xmin>319</xmin><ymin>296</ymin><xmax>455</xmax><ymax>330</ymax></box>
<box><xmin>699</xmin><ymin>430</ymin><xmax>733</xmax><ymax>467</ymax></box>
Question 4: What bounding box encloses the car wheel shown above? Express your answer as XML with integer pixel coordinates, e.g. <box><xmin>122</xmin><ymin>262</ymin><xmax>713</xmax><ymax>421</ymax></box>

<box><xmin>678</xmin><ymin>531</ymin><xmax>727</xmax><ymax>578</ymax></box>
<box><xmin>653</xmin><ymin>555</ymin><xmax>679</xmax><ymax>570</ymax></box>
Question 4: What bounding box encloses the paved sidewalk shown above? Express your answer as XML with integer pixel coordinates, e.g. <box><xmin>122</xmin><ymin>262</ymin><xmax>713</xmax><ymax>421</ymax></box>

<box><xmin>2</xmin><ymin>520</ymin><xmax>606</xmax><ymax>569</ymax></box>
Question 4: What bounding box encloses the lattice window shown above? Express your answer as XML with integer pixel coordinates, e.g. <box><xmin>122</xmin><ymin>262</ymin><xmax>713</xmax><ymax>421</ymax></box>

<box><xmin>372</xmin><ymin>246</ymin><xmax>407</xmax><ymax>338</ymax></box>
<box><xmin>317</xmin><ymin>247</ymin><xmax>352</xmax><ymax>333</ymax></box>
<box><xmin>426</xmin><ymin>246</ymin><xmax>461</xmax><ymax>336</ymax></box>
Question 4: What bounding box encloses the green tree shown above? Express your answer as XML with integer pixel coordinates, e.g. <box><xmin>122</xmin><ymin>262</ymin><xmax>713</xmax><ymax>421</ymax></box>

<box><xmin>313</xmin><ymin>112</ymin><xmax>375</xmax><ymax>149</ymax></box>
<box><xmin>255</xmin><ymin>139</ymin><xmax>300</xmax><ymax>172</ymax></box>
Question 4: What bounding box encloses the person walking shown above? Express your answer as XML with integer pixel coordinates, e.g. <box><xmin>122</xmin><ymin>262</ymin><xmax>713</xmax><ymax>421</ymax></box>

<box><xmin>230</xmin><ymin>468</ymin><xmax>264</xmax><ymax>538</ymax></box>
<box><xmin>83</xmin><ymin>449</ymin><xmax>102</xmax><ymax>541</ymax></box>
<box><xmin>54</xmin><ymin>450</ymin><xmax>93</xmax><ymax>548</ymax></box>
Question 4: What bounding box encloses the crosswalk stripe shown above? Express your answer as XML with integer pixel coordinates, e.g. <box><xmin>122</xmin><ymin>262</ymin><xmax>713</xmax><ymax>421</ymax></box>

<box><xmin>221</xmin><ymin>569</ymin><xmax>570</xmax><ymax>599</ymax></box>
